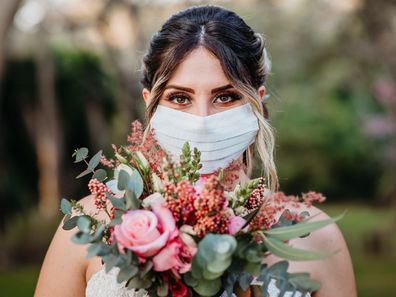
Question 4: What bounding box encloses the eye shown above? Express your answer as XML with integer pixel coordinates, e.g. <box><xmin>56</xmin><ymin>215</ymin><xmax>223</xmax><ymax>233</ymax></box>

<box><xmin>214</xmin><ymin>92</ymin><xmax>242</xmax><ymax>104</ymax></box>
<box><xmin>165</xmin><ymin>92</ymin><xmax>191</xmax><ymax>105</ymax></box>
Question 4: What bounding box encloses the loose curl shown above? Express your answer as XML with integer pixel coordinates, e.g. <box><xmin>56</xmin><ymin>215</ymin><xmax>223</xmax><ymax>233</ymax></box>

<box><xmin>139</xmin><ymin>4</ymin><xmax>278</xmax><ymax>192</ymax></box>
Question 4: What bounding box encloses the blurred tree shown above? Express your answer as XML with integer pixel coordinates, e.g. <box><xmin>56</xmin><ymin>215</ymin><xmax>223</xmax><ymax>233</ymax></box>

<box><xmin>0</xmin><ymin>0</ymin><xmax>23</xmax><ymax>84</ymax></box>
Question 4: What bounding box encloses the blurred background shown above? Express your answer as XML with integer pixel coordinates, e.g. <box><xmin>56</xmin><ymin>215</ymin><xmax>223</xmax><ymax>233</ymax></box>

<box><xmin>0</xmin><ymin>0</ymin><xmax>395</xmax><ymax>296</ymax></box>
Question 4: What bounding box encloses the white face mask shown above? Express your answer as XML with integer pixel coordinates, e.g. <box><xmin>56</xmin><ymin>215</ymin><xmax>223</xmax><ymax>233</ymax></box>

<box><xmin>149</xmin><ymin>103</ymin><xmax>259</xmax><ymax>174</ymax></box>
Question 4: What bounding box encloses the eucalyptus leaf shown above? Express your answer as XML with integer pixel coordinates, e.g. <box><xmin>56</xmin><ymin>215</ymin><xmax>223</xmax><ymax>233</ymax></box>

<box><xmin>77</xmin><ymin>215</ymin><xmax>91</xmax><ymax>233</ymax></box>
<box><xmin>263</xmin><ymin>237</ymin><xmax>338</xmax><ymax>261</ymax></box>
<box><xmin>126</xmin><ymin>275</ymin><xmax>152</xmax><ymax>289</ymax></box>
<box><xmin>117</xmin><ymin>264</ymin><xmax>139</xmax><ymax>283</ymax></box>
<box><xmin>127</xmin><ymin>169</ymin><xmax>144</xmax><ymax>198</ymax></box>
<box><xmin>71</xmin><ymin>231</ymin><xmax>91</xmax><ymax>244</ymax></box>
<box><xmin>125</xmin><ymin>190</ymin><xmax>141</xmax><ymax>210</ymax></box>
<box><xmin>91</xmin><ymin>225</ymin><xmax>106</xmax><ymax>242</ymax></box>
<box><xmin>60</xmin><ymin>198</ymin><xmax>72</xmax><ymax>215</ymax></box>
<box><xmin>73</xmin><ymin>147</ymin><xmax>89</xmax><ymax>163</ymax></box>
<box><xmin>104</xmin><ymin>254</ymin><xmax>119</xmax><ymax>273</ymax></box>
<box><xmin>62</xmin><ymin>215</ymin><xmax>79</xmax><ymax>230</ymax></box>
<box><xmin>238</xmin><ymin>272</ymin><xmax>253</xmax><ymax>291</ymax></box>
<box><xmin>157</xmin><ymin>282</ymin><xmax>169</xmax><ymax>297</ymax></box>
<box><xmin>92</xmin><ymin>169</ymin><xmax>107</xmax><ymax>182</ymax></box>
<box><xmin>193</xmin><ymin>277</ymin><xmax>222</xmax><ymax>296</ymax></box>
<box><xmin>76</xmin><ymin>168</ymin><xmax>92</xmax><ymax>179</ymax></box>
<box><xmin>86</xmin><ymin>242</ymin><xmax>103</xmax><ymax>258</ymax></box>
<box><xmin>288</xmin><ymin>273</ymin><xmax>321</xmax><ymax>292</ymax></box>
<box><xmin>107</xmin><ymin>193</ymin><xmax>126</xmax><ymax>210</ymax></box>
<box><xmin>118</xmin><ymin>170</ymin><xmax>130</xmax><ymax>191</ymax></box>
<box><xmin>183</xmin><ymin>273</ymin><xmax>198</xmax><ymax>287</ymax></box>
<box><xmin>265</xmin><ymin>212</ymin><xmax>345</xmax><ymax>241</ymax></box>
<box><xmin>88</xmin><ymin>150</ymin><xmax>103</xmax><ymax>170</ymax></box>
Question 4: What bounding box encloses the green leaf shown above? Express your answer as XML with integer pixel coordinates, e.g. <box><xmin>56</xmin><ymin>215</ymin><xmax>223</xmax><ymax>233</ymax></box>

<box><xmin>73</xmin><ymin>147</ymin><xmax>89</xmax><ymax>163</ymax></box>
<box><xmin>117</xmin><ymin>265</ymin><xmax>139</xmax><ymax>283</ymax></box>
<box><xmin>157</xmin><ymin>282</ymin><xmax>169</xmax><ymax>297</ymax></box>
<box><xmin>126</xmin><ymin>275</ymin><xmax>152</xmax><ymax>289</ymax></box>
<box><xmin>268</xmin><ymin>260</ymin><xmax>288</xmax><ymax>275</ymax></box>
<box><xmin>127</xmin><ymin>169</ymin><xmax>144</xmax><ymax>198</ymax></box>
<box><xmin>62</xmin><ymin>215</ymin><xmax>79</xmax><ymax>230</ymax></box>
<box><xmin>76</xmin><ymin>168</ymin><xmax>92</xmax><ymax>179</ymax></box>
<box><xmin>265</xmin><ymin>212</ymin><xmax>345</xmax><ymax>241</ymax></box>
<box><xmin>91</xmin><ymin>225</ymin><xmax>106</xmax><ymax>242</ymax></box>
<box><xmin>118</xmin><ymin>170</ymin><xmax>130</xmax><ymax>191</ymax></box>
<box><xmin>193</xmin><ymin>277</ymin><xmax>222</xmax><ymax>296</ymax></box>
<box><xmin>60</xmin><ymin>198</ymin><xmax>72</xmax><ymax>215</ymax></box>
<box><xmin>103</xmin><ymin>254</ymin><xmax>119</xmax><ymax>273</ymax></box>
<box><xmin>92</xmin><ymin>169</ymin><xmax>107</xmax><ymax>182</ymax></box>
<box><xmin>242</xmin><ymin>206</ymin><xmax>262</xmax><ymax>229</ymax></box>
<box><xmin>184</xmin><ymin>273</ymin><xmax>198</xmax><ymax>287</ymax></box>
<box><xmin>86</xmin><ymin>242</ymin><xmax>103</xmax><ymax>258</ymax></box>
<box><xmin>288</xmin><ymin>273</ymin><xmax>321</xmax><ymax>292</ymax></box>
<box><xmin>71</xmin><ymin>231</ymin><xmax>91</xmax><ymax>244</ymax></box>
<box><xmin>263</xmin><ymin>236</ymin><xmax>338</xmax><ymax>261</ymax></box>
<box><xmin>107</xmin><ymin>193</ymin><xmax>126</xmax><ymax>210</ymax></box>
<box><xmin>238</xmin><ymin>272</ymin><xmax>253</xmax><ymax>291</ymax></box>
<box><xmin>77</xmin><ymin>215</ymin><xmax>91</xmax><ymax>233</ymax></box>
<box><xmin>88</xmin><ymin>150</ymin><xmax>103</xmax><ymax>170</ymax></box>
<box><xmin>125</xmin><ymin>190</ymin><xmax>141</xmax><ymax>210</ymax></box>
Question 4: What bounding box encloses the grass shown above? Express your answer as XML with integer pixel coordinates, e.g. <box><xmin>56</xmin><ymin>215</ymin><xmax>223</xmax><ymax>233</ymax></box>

<box><xmin>0</xmin><ymin>266</ymin><xmax>40</xmax><ymax>297</ymax></box>
<box><xmin>0</xmin><ymin>203</ymin><xmax>395</xmax><ymax>297</ymax></box>
<box><xmin>321</xmin><ymin>203</ymin><xmax>396</xmax><ymax>297</ymax></box>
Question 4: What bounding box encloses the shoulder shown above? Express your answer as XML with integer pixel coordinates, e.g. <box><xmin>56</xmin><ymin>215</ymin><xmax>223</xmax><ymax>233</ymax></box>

<box><xmin>34</xmin><ymin>194</ymin><xmax>101</xmax><ymax>296</ymax></box>
<box><xmin>275</xmin><ymin>202</ymin><xmax>357</xmax><ymax>297</ymax></box>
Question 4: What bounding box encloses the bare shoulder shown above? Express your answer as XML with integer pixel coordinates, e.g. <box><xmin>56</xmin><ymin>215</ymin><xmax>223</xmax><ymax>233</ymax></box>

<box><xmin>34</xmin><ymin>195</ymin><xmax>99</xmax><ymax>297</ymax></box>
<box><xmin>276</xmin><ymin>202</ymin><xmax>357</xmax><ymax>297</ymax></box>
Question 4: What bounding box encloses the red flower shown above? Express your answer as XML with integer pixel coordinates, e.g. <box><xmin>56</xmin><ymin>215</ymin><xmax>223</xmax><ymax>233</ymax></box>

<box><xmin>169</xmin><ymin>277</ymin><xmax>188</xmax><ymax>297</ymax></box>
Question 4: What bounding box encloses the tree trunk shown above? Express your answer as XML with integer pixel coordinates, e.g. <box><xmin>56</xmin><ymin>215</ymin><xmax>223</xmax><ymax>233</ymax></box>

<box><xmin>34</xmin><ymin>45</ymin><xmax>61</xmax><ymax>217</ymax></box>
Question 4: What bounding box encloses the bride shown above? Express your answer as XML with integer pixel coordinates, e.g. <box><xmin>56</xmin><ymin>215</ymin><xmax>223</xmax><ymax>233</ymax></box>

<box><xmin>34</xmin><ymin>4</ymin><xmax>357</xmax><ymax>297</ymax></box>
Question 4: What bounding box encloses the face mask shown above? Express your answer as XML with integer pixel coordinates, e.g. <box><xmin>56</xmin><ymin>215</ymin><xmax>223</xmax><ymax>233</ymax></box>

<box><xmin>149</xmin><ymin>103</ymin><xmax>259</xmax><ymax>174</ymax></box>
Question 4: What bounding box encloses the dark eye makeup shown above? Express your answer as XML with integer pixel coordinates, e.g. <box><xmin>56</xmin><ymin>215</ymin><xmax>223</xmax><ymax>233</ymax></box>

<box><xmin>164</xmin><ymin>91</ymin><xmax>242</xmax><ymax>105</ymax></box>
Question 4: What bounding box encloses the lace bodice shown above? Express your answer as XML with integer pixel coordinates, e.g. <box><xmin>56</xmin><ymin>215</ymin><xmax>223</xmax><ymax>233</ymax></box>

<box><xmin>86</xmin><ymin>266</ymin><xmax>311</xmax><ymax>297</ymax></box>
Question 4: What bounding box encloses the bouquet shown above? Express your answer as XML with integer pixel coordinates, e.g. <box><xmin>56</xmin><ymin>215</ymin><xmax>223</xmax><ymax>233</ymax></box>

<box><xmin>60</xmin><ymin>120</ymin><xmax>341</xmax><ymax>297</ymax></box>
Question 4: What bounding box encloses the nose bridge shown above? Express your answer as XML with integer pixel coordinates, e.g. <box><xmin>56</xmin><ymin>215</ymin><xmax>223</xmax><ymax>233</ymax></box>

<box><xmin>195</xmin><ymin>94</ymin><xmax>211</xmax><ymax>116</ymax></box>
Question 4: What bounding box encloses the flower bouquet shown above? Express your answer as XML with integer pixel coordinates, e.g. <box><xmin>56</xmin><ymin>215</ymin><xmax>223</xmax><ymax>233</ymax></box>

<box><xmin>60</xmin><ymin>121</ymin><xmax>341</xmax><ymax>297</ymax></box>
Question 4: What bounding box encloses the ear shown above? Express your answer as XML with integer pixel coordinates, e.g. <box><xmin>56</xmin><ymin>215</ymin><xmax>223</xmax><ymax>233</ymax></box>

<box><xmin>142</xmin><ymin>88</ymin><xmax>151</xmax><ymax>107</ymax></box>
<box><xmin>258</xmin><ymin>85</ymin><xmax>266</xmax><ymax>102</ymax></box>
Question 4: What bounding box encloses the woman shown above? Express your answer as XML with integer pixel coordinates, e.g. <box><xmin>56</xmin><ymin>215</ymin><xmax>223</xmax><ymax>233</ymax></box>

<box><xmin>35</xmin><ymin>5</ymin><xmax>357</xmax><ymax>297</ymax></box>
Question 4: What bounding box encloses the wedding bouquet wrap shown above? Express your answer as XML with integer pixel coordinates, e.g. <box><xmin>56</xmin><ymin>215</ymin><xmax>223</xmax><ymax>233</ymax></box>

<box><xmin>60</xmin><ymin>121</ymin><xmax>341</xmax><ymax>297</ymax></box>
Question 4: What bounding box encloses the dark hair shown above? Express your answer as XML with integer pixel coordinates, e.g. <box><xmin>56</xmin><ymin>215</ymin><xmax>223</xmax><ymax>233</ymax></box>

<box><xmin>140</xmin><ymin>4</ymin><xmax>277</xmax><ymax>191</ymax></box>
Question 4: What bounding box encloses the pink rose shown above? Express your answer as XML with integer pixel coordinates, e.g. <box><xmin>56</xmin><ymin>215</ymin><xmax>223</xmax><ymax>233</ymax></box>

<box><xmin>228</xmin><ymin>215</ymin><xmax>246</xmax><ymax>235</ymax></box>
<box><xmin>114</xmin><ymin>202</ymin><xmax>177</xmax><ymax>258</ymax></box>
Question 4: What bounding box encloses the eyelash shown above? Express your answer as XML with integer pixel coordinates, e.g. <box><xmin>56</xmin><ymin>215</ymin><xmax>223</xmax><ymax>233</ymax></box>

<box><xmin>165</xmin><ymin>91</ymin><xmax>242</xmax><ymax>105</ymax></box>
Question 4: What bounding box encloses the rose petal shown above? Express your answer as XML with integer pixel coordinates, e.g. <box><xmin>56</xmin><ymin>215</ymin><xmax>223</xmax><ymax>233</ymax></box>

<box><xmin>130</xmin><ymin>230</ymin><xmax>169</xmax><ymax>257</ymax></box>
<box><xmin>152</xmin><ymin>240</ymin><xmax>181</xmax><ymax>271</ymax></box>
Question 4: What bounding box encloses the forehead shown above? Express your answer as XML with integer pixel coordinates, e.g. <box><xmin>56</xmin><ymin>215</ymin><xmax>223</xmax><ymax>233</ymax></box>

<box><xmin>167</xmin><ymin>46</ymin><xmax>230</xmax><ymax>88</ymax></box>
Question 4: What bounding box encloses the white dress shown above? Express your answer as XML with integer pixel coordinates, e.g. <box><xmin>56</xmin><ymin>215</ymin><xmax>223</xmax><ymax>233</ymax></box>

<box><xmin>86</xmin><ymin>266</ymin><xmax>311</xmax><ymax>297</ymax></box>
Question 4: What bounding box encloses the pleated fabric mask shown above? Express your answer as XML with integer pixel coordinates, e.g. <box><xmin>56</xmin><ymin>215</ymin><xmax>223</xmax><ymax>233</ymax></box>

<box><xmin>149</xmin><ymin>103</ymin><xmax>259</xmax><ymax>174</ymax></box>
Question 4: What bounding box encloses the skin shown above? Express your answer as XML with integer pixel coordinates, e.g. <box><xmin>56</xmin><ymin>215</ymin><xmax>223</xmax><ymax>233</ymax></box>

<box><xmin>35</xmin><ymin>46</ymin><xmax>357</xmax><ymax>297</ymax></box>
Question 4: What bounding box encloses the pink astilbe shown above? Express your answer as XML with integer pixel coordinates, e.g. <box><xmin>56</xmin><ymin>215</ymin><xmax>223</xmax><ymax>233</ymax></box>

<box><xmin>249</xmin><ymin>190</ymin><xmax>327</xmax><ymax>234</ymax></box>
<box><xmin>212</xmin><ymin>158</ymin><xmax>246</xmax><ymax>191</ymax></box>
<box><xmin>100</xmin><ymin>155</ymin><xmax>115</xmax><ymax>168</ymax></box>
<box><xmin>125</xmin><ymin>120</ymin><xmax>167</xmax><ymax>178</ymax></box>
<box><xmin>88</xmin><ymin>178</ymin><xmax>113</xmax><ymax>210</ymax></box>
<box><xmin>194</xmin><ymin>175</ymin><xmax>229</xmax><ymax>237</ymax></box>
<box><xmin>301</xmin><ymin>191</ymin><xmax>326</xmax><ymax>207</ymax></box>
<box><xmin>163</xmin><ymin>180</ymin><xmax>197</xmax><ymax>224</ymax></box>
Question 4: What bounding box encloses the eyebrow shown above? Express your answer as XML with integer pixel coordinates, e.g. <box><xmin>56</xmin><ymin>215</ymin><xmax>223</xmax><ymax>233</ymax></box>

<box><xmin>164</xmin><ymin>84</ymin><xmax>234</xmax><ymax>94</ymax></box>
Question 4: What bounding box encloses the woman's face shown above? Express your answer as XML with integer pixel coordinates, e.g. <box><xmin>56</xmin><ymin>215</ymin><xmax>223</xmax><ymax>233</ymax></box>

<box><xmin>142</xmin><ymin>46</ymin><xmax>265</xmax><ymax>116</ymax></box>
